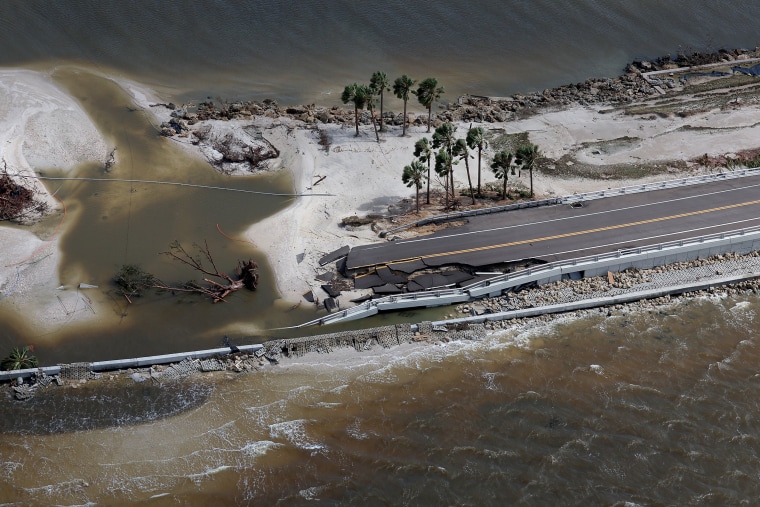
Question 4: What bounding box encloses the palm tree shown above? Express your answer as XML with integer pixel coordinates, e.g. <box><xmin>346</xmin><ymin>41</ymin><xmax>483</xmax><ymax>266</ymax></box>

<box><xmin>370</xmin><ymin>71</ymin><xmax>390</xmax><ymax>132</ymax></box>
<box><xmin>466</xmin><ymin>126</ymin><xmax>488</xmax><ymax>197</ymax></box>
<box><xmin>453</xmin><ymin>139</ymin><xmax>476</xmax><ymax>204</ymax></box>
<box><xmin>416</xmin><ymin>77</ymin><xmax>444</xmax><ymax>133</ymax></box>
<box><xmin>435</xmin><ymin>149</ymin><xmax>453</xmax><ymax>208</ymax></box>
<box><xmin>491</xmin><ymin>150</ymin><xmax>514</xmax><ymax>200</ymax></box>
<box><xmin>414</xmin><ymin>137</ymin><xmax>433</xmax><ymax>204</ymax></box>
<box><xmin>516</xmin><ymin>143</ymin><xmax>541</xmax><ymax>197</ymax></box>
<box><xmin>432</xmin><ymin>122</ymin><xmax>457</xmax><ymax>208</ymax></box>
<box><xmin>393</xmin><ymin>75</ymin><xmax>415</xmax><ymax>136</ymax></box>
<box><xmin>1</xmin><ymin>346</ymin><xmax>38</xmax><ymax>371</ymax></box>
<box><xmin>402</xmin><ymin>160</ymin><xmax>427</xmax><ymax>213</ymax></box>
<box><xmin>341</xmin><ymin>83</ymin><xmax>371</xmax><ymax>137</ymax></box>
<box><xmin>365</xmin><ymin>90</ymin><xmax>380</xmax><ymax>143</ymax></box>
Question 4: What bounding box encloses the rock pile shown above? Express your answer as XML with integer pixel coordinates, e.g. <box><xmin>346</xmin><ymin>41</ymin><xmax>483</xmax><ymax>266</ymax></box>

<box><xmin>158</xmin><ymin>48</ymin><xmax>760</xmax><ymax>135</ymax></box>
<box><xmin>11</xmin><ymin>369</ymin><xmax>71</xmax><ymax>400</ymax></box>
<box><xmin>259</xmin><ymin>322</ymin><xmax>485</xmax><ymax>362</ymax></box>
<box><xmin>4</xmin><ymin>321</ymin><xmax>488</xmax><ymax>400</ymax></box>
<box><xmin>456</xmin><ymin>251</ymin><xmax>760</xmax><ymax>323</ymax></box>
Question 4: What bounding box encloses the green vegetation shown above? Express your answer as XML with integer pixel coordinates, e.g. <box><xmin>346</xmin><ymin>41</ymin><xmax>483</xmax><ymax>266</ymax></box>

<box><xmin>466</xmin><ymin>126</ymin><xmax>488</xmax><ymax>196</ymax></box>
<box><xmin>341</xmin><ymin>73</ymin><xmax>444</xmax><ymax>138</ymax></box>
<box><xmin>413</xmin><ymin>137</ymin><xmax>433</xmax><ymax>204</ymax></box>
<box><xmin>416</xmin><ymin>77</ymin><xmax>444</xmax><ymax>133</ymax></box>
<box><xmin>453</xmin><ymin>138</ymin><xmax>475</xmax><ymax>204</ymax></box>
<box><xmin>369</xmin><ymin>71</ymin><xmax>390</xmax><ymax>132</ymax></box>
<box><xmin>393</xmin><ymin>75</ymin><xmax>415</xmax><ymax>136</ymax></box>
<box><xmin>2</xmin><ymin>346</ymin><xmax>38</xmax><ymax>371</ymax></box>
<box><xmin>341</xmin><ymin>215</ymin><xmax>375</xmax><ymax>227</ymax></box>
<box><xmin>115</xmin><ymin>264</ymin><xmax>156</xmax><ymax>300</ymax></box>
<box><xmin>341</xmin><ymin>83</ymin><xmax>371</xmax><ymax>137</ymax></box>
<box><xmin>516</xmin><ymin>144</ymin><xmax>541</xmax><ymax>197</ymax></box>
<box><xmin>490</xmin><ymin>150</ymin><xmax>514</xmax><ymax>199</ymax></box>
<box><xmin>402</xmin><ymin>160</ymin><xmax>427</xmax><ymax>213</ymax></box>
<box><xmin>489</xmin><ymin>131</ymin><xmax>530</xmax><ymax>154</ymax></box>
<box><xmin>433</xmin><ymin>122</ymin><xmax>457</xmax><ymax>208</ymax></box>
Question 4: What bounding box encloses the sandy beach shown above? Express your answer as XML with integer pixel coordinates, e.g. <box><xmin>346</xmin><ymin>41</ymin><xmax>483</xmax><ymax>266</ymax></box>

<box><xmin>0</xmin><ymin>69</ymin><xmax>108</xmax><ymax>334</ymax></box>
<box><xmin>4</xmin><ymin>65</ymin><xmax>760</xmax><ymax>334</ymax></box>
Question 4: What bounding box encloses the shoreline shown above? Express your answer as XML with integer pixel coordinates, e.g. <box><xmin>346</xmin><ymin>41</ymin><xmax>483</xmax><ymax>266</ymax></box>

<box><xmin>7</xmin><ymin>248</ymin><xmax>760</xmax><ymax>399</ymax></box>
<box><xmin>3</xmin><ymin>49</ymin><xmax>760</xmax><ymax>341</ymax></box>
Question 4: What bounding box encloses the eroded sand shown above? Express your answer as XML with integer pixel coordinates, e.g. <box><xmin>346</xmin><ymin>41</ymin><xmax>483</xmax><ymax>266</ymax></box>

<box><xmin>4</xmin><ymin>68</ymin><xmax>760</xmax><ymax>334</ymax></box>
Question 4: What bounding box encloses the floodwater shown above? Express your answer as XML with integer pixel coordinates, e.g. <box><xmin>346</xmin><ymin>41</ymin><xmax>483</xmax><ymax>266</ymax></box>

<box><xmin>1</xmin><ymin>68</ymin><xmax>319</xmax><ymax>364</ymax></box>
<box><xmin>3</xmin><ymin>1</ymin><xmax>760</xmax><ymax>505</ymax></box>
<box><xmin>3</xmin><ymin>295</ymin><xmax>760</xmax><ymax>505</ymax></box>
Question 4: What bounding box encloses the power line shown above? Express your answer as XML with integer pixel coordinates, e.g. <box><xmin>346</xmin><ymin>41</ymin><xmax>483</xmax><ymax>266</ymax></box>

<box><xmin>17</xmin><ymin>175</ymin><xmax>334</xmax><ymax>197</ymax></box>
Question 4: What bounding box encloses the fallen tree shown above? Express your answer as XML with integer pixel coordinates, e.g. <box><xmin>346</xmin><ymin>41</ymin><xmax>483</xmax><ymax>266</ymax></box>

<box><xmin>0</xmin><ymin>162</ymin><xmax>50</xmax><ymax>223</ymax></box>
<box><xmin>153</xmin><ymin>240</ymin><xmax>259</xmax><ymax>303</ymax></box>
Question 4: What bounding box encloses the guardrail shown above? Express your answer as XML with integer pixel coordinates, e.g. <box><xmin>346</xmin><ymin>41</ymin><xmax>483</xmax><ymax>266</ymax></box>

<box><xmin>380</xmin><ymin>168</ymin><xmax>760</xmax><ymax>237</ymax></box>
<box><xmin>379</xmin><ymin>197</ymin><xmax>562</xmax><ymax>237</ymax></box>
<box><xmin>462</xmin><ymin>225</ymin><xmax>760</xmax><ymax>295</ymax></box>
<box><xmin>640</xmin><ymin>58</ymin><xmax>760</xmax><ymax>81</ymax></box>
<box><xmin>298</xmin><ymin>224</ymin><xmax>760</xmax><ymax>327</ymax></box>
<box><xmin>562</xmin><ymin>168</ymin><xmax>760</xmax><ymax>204</ymax></box>
<box><xmin>0</xmin><ymin>344</ymin><xmax>264</xmax><ymax>381</ymax></box>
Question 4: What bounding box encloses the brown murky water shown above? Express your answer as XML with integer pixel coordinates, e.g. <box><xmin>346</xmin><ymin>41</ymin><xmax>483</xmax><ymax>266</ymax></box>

<box><xmin>0</xmin><ymin>68</ymin><xmax>318</xmax><ymax>363</ymax></box>
<box><xmin>4</xmin><ymin>2</ymin><xmax>760</xmax><ymax>504</ymax></box>
<box><xmin>0</xmin><ymin>68</ymin><xmax>450</xmax><ymax>364</ymax></box>
<box><xmin>2</xmin><ymin>295</ymin><xmax>760</xmax><ymax>505</ymax></box>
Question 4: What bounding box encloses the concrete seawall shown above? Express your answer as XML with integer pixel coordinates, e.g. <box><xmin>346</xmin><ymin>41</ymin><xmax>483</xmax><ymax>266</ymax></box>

<box><xmin>5</xmin><ymin>170</ymin><xmax>760</xmax><ymax>385</ymax></box>
<box><xmin>1</xmin><ymin>322</ymin><xmax>489</xmax><ymax>383</ymax></box>
<box><xmin>0</xmin><ymin>262</ymin><xmax>760</xmax><ymax>400</ymax></box>
<box><xmin>303</xmin><ymin>226</ymin><xmax>760</xmax><ymax>327</ymax></box>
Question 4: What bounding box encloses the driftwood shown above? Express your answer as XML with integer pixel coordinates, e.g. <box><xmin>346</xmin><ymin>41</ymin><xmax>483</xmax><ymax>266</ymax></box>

<box><xmin>0</xmin><ymin>161</ymin><xmax>50</xmax><ymax>222</ymax></box>
<box><xmin>153</xmin><ymin>240</ymin><xmax>258</xmax><ymax>303</ymax></box>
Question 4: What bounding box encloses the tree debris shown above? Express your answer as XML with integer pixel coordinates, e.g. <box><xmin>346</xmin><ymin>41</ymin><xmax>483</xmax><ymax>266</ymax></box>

<box><xmin>0</xmin><ymin>161</ymin><xmax>49</xmax><ymax>223</ymax></box>
<box><xmin>153</xmin><ymin>240</ymin><xmax>259</xmax><ymax>303</ymax></box>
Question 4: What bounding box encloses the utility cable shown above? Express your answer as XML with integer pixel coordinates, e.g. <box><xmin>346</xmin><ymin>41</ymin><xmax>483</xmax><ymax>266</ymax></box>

<box><xmin>17</xmin><ymin>174</ymin><xmax>333</xmax><ymax>197</ymax></box>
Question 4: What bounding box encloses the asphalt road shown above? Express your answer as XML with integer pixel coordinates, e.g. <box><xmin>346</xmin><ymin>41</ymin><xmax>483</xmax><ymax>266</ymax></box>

<box><xmin>346</xmin><ymin>175</ymin><xmax>760</xmax><ymax>271</ymax></box>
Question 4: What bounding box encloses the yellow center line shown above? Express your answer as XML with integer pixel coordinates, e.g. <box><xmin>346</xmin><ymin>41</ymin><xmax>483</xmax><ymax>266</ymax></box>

<box><xmin>357</xmin><ymin>199</ymin><xmax>760</xmax><ymax>271</ymax></box>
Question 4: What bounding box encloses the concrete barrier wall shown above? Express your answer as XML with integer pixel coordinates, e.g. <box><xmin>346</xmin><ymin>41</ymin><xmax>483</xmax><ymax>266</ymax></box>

<box><xmin>0</xmin><ymin>344</ymin><xmax>264</xmax><ymax>382</ymax></box>
<box><xmin>436</xmin><ymin>272</ymin><xmax>760</xmax><ymax>328</ymax></box>
<box><xmin>380</xmin><ymin>197</ymin><xmax>562</xmax><ymax>237</ymax></box>
<box><xmin>562</xmin><ymin>168</ymin><xmax>760</xmax><ymax>204</ymax></box>
<box><xmin>299</xmin><ymin>227</ymin><xmax>760</xmax><ymax>327</ymax></box>
<box><xmin>380</xmin><ymin>168</ymin><xmax>760</xmax><ymax>237</ymax></box>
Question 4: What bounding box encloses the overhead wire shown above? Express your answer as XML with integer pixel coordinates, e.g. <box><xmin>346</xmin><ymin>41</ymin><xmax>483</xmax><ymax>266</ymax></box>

<box><xmin>17</xmin><ymin>174</ymin><xmax>333</xmax><ymax>197</ymax></box>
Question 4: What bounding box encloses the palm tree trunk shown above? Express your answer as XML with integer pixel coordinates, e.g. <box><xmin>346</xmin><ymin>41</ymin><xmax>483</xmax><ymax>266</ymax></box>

<box><xmin>415</xmin><ymin>186</ymin><xmax>420</xmax><ymax>213</ymax></box>
<box><xmin>402</xmin><ymin>100</ymin><xmax>408</xmax><ymax>136</ymax></box>
<box><xmin>354</xmin><ymin>106</ymin><xmax>360</xmax><ymax>136</ymax></box>
<box><xmin>444</xmin><ymin>167</ymin><xmax>449</xmax><ymax>209</ymax></box>
<box><xmin>426</xmin><ymin>158</ymin><xmax>431</xmax><ymax>205</ymax></box>
<box><xmin>502</xmin><ymin>177</ymin><xmax>507</xmax><ymax>200</ymax></box>
<box><xmin>529</xmin><ymin>168</ymin><xmax>534</xmax><ymax>198</ymax></box>
<box><xmin>427</xmin><ymin>105</ymin><xmax>432</xmax><ymax>133</ymax></box>
<box><xmin>464</xmin><ymin>155</ymin><xmax>475</xmax><ymax>205</ymax></box>
<box><xmin>448</xmin><ymin>162</ymin><xmax>454</xmax><ymax>207</ymax></box>
<box><xmin>369</xmin><ymin>104</ymin><xmax>379</xmax><ymax>143</ymax></box>
<box><xmin>379</xmin><ymin>93</ymin><xmax>385</xmax><ymax>132</ymax></box>
<box><xmin>477</xmin><ymin>147</ymin><xmax>482</xmax><ymax>197</ymax></box>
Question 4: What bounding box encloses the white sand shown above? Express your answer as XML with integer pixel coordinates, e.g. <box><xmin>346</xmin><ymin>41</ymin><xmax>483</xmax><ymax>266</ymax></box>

<box><xmin>5</xmin><ymin>68</ymin><xmax>760</xmax><ymax>333</ymax></box>
<box><xmin>243</xmin><ymin>103</ymin><xmax>760</xmax><ymax>305</ymax></box>
<box><xmin>0</xmin><ymin>69</ymin><xmax>109</xmax><ymax>335</ymax></box>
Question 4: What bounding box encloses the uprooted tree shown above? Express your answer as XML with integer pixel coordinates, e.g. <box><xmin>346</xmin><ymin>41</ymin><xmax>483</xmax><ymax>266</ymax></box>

<box><xmin>114</xmin><ymin>264</ymin><xmax>157</xmax><ymax>303</ymax></box>
<box><xmin>0</xmin><ymin>162</ymin><xmax>50</xmax><ymax>223</ymax></box>
<box><xmin>153</xmin><ymin>240</ymin><xmax>259</xmax><ymax>303</ymax></box>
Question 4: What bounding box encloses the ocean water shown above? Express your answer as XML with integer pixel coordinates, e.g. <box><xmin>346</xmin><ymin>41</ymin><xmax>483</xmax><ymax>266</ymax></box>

<box><xmin>2</xmin><ymin>1</ymin><xmax>760</xmax><ymax>104</ymax></box>
<box><xmin>2</xmin><ymin>1</ymin><xmax>760</xmax><ymax>505</ymax></box>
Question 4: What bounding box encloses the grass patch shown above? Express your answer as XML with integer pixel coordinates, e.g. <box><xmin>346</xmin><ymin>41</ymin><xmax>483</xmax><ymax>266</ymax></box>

<box><xmin>488</xmin><ymin>131</ymin><xmax>530</xmax><ymax>153</ymax></box>
<box><xmin>341</xmin><ymin>215</ymin><xmax>375</xmax><ymax>227</ymax></box>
